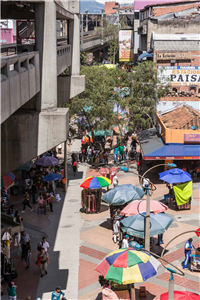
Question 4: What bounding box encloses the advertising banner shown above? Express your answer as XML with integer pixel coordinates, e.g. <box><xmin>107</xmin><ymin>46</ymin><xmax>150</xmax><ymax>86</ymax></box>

<box><xmin>184</xmin><ymin>134</ymin><xmax>200</xmax><ymax>143</ymax></box>
<box><xmin>119</xmin><ymin>30</ymin><xmax>133</xmax><ymax>62</ymax></box>
<box><xmin>158</xmin><ymin>66</ymin><xmax>200</xmax><ymax>86</ymax></box>
<box><xmin>157</xmin><ymin>52</ymin><xmax>191</xmax><ymax>61</ymax></box>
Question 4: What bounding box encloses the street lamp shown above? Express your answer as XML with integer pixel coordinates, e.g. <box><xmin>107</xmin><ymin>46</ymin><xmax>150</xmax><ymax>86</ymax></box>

<box><xmin>85</xmin><ymin>10</ymin><xmax>89</xmax><ymax>32</ymax></box>
<box><xmin>101</xmin><ymin>9</ymin><xmax>105</xmax><ymax>45</ymax></box>
<box><xmin>121</xmin><ymin>162</ymin><xmax>177</xmax><ymax>251</ymax></box>
<box><xmin>161</xmin><ymin>230</ymin><xmax>200</xmax><ymax>300</ymax></box>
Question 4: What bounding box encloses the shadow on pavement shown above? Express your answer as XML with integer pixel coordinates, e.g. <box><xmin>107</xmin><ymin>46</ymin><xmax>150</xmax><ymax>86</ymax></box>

<box><xmin>99</xmin><ymin>218</ymin><xmax>112</xmax><ymax>230</ymax></box>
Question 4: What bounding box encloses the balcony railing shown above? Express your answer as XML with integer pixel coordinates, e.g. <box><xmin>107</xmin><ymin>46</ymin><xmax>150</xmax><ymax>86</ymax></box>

<box><xmin>1</xmin><ymin>51</ymin><xmax>40</xmax><ymax>124</ymax></box>
<box><xmin>57</xmin><ymin>44</ymin><xmax>71</xmax><ymax>76</ymax></box>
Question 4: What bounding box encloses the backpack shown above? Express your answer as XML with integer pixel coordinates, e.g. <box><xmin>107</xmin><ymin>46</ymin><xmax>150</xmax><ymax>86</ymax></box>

<box><xmin>73</xmin><ymin>161</ymin><xmax>77</xmax><ymax>167</ymax></box>
<box><xmin>37</xmin><ymin>242</ymin><xmax>42</xmax><ymax>252</ymax></box>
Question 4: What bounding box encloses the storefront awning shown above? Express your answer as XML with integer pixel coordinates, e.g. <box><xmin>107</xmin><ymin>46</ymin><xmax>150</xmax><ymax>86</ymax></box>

<box><xmin>1</xmin><ymin>214</ymin><xmax>24</xmax><ymax>234</ymax></box>
<box><xmin>138</xmin><ymin>128</ymin><xmax>200</xmax><ymax>160</ymax></box>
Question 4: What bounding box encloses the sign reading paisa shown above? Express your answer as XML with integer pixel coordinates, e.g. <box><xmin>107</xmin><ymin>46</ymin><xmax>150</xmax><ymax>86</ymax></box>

<box><xmin>158</xmin><ymin>66</ymin><xmax>200</xmax><ymax>86</ymax></box>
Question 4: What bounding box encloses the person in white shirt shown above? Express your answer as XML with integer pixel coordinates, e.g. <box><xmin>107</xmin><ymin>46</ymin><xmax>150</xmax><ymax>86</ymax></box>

<box><xmin>113</xmin><ymin>175</ymin><xmax>118</xmax><ymax>187</ymax></box>
<box><xmin>58</xmin><ymin>144</ymin><xmax>62</xmax><ymax>154</ymax></box>
<box><xmin>122</xmin><ymin>235</ymin><xmax>129</xmax><ymax>248</ymax></box>
<box><xmin>39</xmin><ymin>237</ymin><xmax>49</xmax><ymax>253</ymax></box>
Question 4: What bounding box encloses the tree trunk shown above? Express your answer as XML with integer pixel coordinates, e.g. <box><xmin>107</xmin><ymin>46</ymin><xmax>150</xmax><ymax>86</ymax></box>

<box><xmin>113</xmin><ymin>45</ymin><xmax>116</xmax><ymax>65</ymax></box>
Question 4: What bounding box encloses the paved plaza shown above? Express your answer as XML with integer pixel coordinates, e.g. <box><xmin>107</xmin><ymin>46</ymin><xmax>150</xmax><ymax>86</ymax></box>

<box><xmin>3</xmin><ymin>139</ymin><xmax>200</xmax><ymax>300</ymax></box>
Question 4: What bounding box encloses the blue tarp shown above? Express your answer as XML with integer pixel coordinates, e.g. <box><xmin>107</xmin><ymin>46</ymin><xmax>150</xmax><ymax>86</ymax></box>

<box><xmin>138</xmin><ymin>52</ymin><xmax>153</xmax><ymax>61</ymax></box>
<box><xmin>146</xmin><ymin>144</ymin><xmax>200</xmax><ymax>158</ymax></box>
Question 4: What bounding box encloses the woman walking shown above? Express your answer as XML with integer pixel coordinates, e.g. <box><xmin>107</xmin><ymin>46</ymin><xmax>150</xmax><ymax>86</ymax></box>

<box><xmin>21</xmin><ymin>191</ymin><xmax>33</xmax><ymax>213</ymax></box>
<box><xmin>72</xmin><ymin>160</ymin><xmax>77</xmax><ymax>177</ymax></box>
<box><xmin>7</xmin><ymin>282</ymin><xmax>17</xmax><ymax>300</ymax></box>
<box><xmin>37</xmin><ymin>247</ymin><xmax>49</xmax><ymax>277</ymax></box>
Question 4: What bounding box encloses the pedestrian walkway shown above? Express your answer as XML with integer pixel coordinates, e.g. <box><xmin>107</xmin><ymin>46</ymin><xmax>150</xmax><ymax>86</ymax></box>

<box><xmin>39</xmin><ymin>139</ymin><xmax>88</xmax><ymax>300</ymax></box>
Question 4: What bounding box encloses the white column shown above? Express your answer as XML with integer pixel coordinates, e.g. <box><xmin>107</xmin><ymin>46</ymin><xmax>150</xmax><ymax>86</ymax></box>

<box><xmin>35</xmin><ymin>2</ymin><xmax>57</xmax><ymax>111</ymax></box>
<box><xmin>69</xmin><ymin>14</ymin><xmax>80</xmax><ymax>76</ymax></box>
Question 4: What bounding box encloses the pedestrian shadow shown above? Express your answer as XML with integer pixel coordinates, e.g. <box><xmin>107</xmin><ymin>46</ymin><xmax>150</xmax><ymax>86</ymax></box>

<box><xmin>95</xmin><ymin>292</ymin><xmax>102</xmax><ymax>300</ymax></box>
<box><xmin>67</xmin><ymin>163</ymin><xmax>83</xmax><ymax>185</ymax></box>
<box><xmin>99</xmin><ymin>218</ymin><xmax>112</xmax><ymax>230</ymax></box>
<box><xmin>100</xmin><ymin>204</ymin><xmax>109</xmax><ymax>213</ymax></box>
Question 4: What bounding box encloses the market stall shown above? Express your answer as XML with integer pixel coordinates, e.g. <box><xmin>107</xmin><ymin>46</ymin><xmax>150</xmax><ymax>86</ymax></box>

<box><xmin>80</xmin><ymin>176</ymin><xmax>111</xmax><ymax>213</ymax></box>
<box><xmin>1</xmin><ymin>214</ymin><xmax>23</xmax><ymax>284</ymax></box>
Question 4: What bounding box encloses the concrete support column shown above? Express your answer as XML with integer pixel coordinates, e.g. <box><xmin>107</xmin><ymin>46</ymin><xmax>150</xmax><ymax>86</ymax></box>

<box><xmin>35</xmin><ymin>2</ymin><xmax>57</xmax><ymax>111</ymax></box>
<box><xmin>68</xmin><ymin>15</ymin><xmax>80</xmax><ymax>75</ymax></box>
<box><xmin>64</xmin><ymin>141</ymin><xmax>68</xmax><ymax>192</ymax></box>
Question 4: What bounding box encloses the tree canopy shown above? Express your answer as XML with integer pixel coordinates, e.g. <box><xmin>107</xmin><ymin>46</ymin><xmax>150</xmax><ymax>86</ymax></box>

<box><xmin>67</xmin><ymin>61</ymin><xmax>171</xmax><ymax>144</ymax></box>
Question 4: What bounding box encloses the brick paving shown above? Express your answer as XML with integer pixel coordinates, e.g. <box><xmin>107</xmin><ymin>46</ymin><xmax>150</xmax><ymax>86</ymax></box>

<box><xmin>78</xmin><ymin>152</ymin><xmax>200</xmax><ymax>299</ymax></box>
<box><xmin>80</xmin><ymin>246</ymin><xmax>107</xmax><ymax>261</ymax></box>
<box><xmin>158</xmin><ymin>273</ymin><xmax>200</xmax><ymax>293</ymax></box>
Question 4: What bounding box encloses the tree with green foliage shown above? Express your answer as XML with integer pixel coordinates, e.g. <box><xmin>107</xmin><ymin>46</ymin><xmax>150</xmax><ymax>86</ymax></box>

<box><xmin>125</xmin><ymin>61</ymin><xmax>171</xmax><ymax>130</ymax></box>
<box><xmin>66</xmin><ymin>61</ymin><xmax>170</xmax><ymax>165</ymax></box>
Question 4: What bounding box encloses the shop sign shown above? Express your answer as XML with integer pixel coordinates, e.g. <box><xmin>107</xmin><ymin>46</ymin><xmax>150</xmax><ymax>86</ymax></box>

<box><xmin>119</xmin><ymin>30</ymin><xmax>133</xmax><ymax>62</ymax></box>
<box><xmin>158</xmin><ymin>66</ymin><xmax>200</xmax><ymax>86</ymax></box>
<box><xmin>184</xmin><ymin>134</ymin><xmax>200</xmax><ymax>143</ymax></box>
<box><xmin>157</xmin><ymin>52</ymin><xmax>191</xmax><ymax>61</ymax></box>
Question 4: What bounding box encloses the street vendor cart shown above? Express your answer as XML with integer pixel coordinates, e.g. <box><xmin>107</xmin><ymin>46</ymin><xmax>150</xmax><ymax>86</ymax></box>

<box><xmin>81</xmin><ymin>188</ymin><xmax>102</xmax><ymax>213</ymax></box>
<box><xmin>190</xmin><ymin>249</ymin><xmax>200</xmax><ymax>272</ymax></box>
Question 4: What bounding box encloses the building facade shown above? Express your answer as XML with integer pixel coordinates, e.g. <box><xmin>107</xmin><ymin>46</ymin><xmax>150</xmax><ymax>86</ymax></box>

<box><xmin>137</xmin><ymin>0</ymin><xmax>200</xmax><ymax>52</ymax></box>
<box><xmin>105</xmin><ymin>1</ymin><xmax>120</xmax><ymax>15</ymax></box>
<box><xmin>1</xmin><ymin>0</ymin><xmax>85</xmax><ymax>175</ymax></box>
<box><xmin>151</xmin><ymin>33</ymin><xmax>200</xmax><ymax>113</ymax></box>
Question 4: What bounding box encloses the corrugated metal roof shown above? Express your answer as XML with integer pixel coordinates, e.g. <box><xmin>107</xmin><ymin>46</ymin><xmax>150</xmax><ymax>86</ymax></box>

<box><xmin>152</xmin><ymin>33</ymin><xmax>200</xmax><ymax>40</ymax></box>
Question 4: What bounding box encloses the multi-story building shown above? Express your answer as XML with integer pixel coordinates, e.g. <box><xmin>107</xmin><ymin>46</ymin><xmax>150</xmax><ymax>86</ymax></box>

<box><xmin>1</xmin><ymin>0</ymin><xmax>85</xmax><ymax>176</ymax></box>
<box><xmin>137</xmin><ymin>0</ymin><xmax>200</xmax><ymax>52</ymax></box>
<box><xmin>117</xmin><ymin>6</ymin><xmax>134</xmax><ymax>27</ymax></box>
<box><xmin>105</xmin><ymin>1</ymin><xmax>120</xmax><ymax>15</ymax></box>
<box><xmin>151</xmin><ymin>33</ymin><xmax>200</xmax><ymax>113</ymax></box>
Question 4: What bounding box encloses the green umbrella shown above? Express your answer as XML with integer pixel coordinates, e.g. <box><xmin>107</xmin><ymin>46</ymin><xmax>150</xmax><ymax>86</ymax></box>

<box><xmin>101</xmin><ymin>184</ymin><xmax>145</xmax><ymax>206</ymax></box>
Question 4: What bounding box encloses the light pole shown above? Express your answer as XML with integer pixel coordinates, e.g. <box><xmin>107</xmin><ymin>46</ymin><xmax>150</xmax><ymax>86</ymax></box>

<box><xmin>121</xmin><ymin>162</ymin><xmax>176</xmax><ymax>251</ymax></box>
<box><xmin>85</xmin><ymin>10</ymin><xmax>88</xmax><ymax>32</ymax></box>
<box><xmin>101</xmin><ymin>9</ymin><xmax>104</xmax><ymax>45</ymax></box>
<box><xmin>81</xmin><ymin>14</ymin><xmax>83</xmax><ymax>51</ymax></box>
<box><xmin>161</xmin><ymin>230</ymin><xmax>200</xmax><ymax>300</ymax></box>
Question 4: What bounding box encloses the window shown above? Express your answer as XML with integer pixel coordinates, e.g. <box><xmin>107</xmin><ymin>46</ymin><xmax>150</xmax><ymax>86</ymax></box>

<box><xmin>189</xmin><ymin>87</ymin><xmax>196</xmax><ymax>93</ymax></box>
<box><xmin>198</xmin><ymin>88</ymin><xmax>200</xmax><ymax>93</ymax></box>
<box><xmin>172</xmin><ymin>88</ymin><xmax>177</xmax><ymax>92</ymax></box>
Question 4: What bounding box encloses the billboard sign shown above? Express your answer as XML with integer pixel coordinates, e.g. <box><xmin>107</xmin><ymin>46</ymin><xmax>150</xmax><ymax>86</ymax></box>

<box><xmin>119</xmin><ymin>30</ymin><xmax>133</xmax><ymax>62</ymax></box>
<box><xmin>158</xmin><ymin>66</ymin><xmax>200</xmax><ymax>86</ymax></box>
<box><xmin>184</xmin><ymin>134</ymin><xmax>200</xmax><ymax>143</ymax></box>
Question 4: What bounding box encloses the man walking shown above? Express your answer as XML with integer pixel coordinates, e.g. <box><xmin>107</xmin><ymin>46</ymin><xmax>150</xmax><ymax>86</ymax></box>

<box><xmin>21</xmin><ymin>231</ymin><xmax>31</xmax><ymax>261</ymax></box>
<box><xmin>38</xmin><ymin>237</ymin><xmax>50</xmax><ymax>253</ymax></box>
<box><xmin>37</xmin><ymin>247</ymin><xmax>49</xmax><ymax>277</ymax></box>
<box><xmin>114</xmin><ymin>147</ymin><xmax>119</xmax><ymax>164</ymax></box>
<box><xmin>51</xmin><ymin>286</ymin><xmax>65</xmax><ymax>300</ymax></box>
<box><xmin>183</xmin><ymin>238</ymin><xmax>196</xmax><ymax>269</ymax></box>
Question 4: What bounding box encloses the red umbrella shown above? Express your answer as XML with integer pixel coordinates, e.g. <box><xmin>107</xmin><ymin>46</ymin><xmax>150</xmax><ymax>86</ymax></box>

<box><xmin>160</xmin><ymin>291</ymin><xmax>200</xmax><ymax>300</ymax></box>
<box><xmin>121</xmin><ymin>200</ymin><xmax>168</xmax><ymax>217</ymax></box>
<box><xmin>99</xmin><ymin>168</ymin><xmax>107</xmax><ymax>178</ymax></box>
<box><xmin>195</xmin><ymin>227</ymin><xmax>200</xmax><ymax>238</ymax></box>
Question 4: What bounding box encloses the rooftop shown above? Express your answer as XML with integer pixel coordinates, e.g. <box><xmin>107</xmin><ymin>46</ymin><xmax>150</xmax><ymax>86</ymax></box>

<box><xmin>118</xmin><ymin>6</ymin><xmax>134</xmax><ymax>10</ymax></box>
<box><xmin>134</xmin><ymin>0</ymin><xmax>195</xmax><ymax>11</ymax></box>
<box><xmin>160</xmin><ymin>105</ymin><xmax>200</xmax><ymax>129</ymax></box>
<box><xmin>152</xmin><ymin>33</ymin><xmax>200</xmax><ymax>40</ymax></box>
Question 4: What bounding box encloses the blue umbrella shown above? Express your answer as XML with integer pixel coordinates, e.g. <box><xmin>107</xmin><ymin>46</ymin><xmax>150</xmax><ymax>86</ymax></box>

<box><xmin>101</xmin><ymin>184</ymin><xmax>145</xmax><ymax>206</ymax></box>
<box><xmin>34</xmin><ymin>156</ymin><xmax>59</xmax><ymax>167</ymax></box>
<box><xmin>159</xmin><ymin>168</ymin><xmax>191</xmax><ymax>184</ymax></box>
<box><xmin>138</xmin><ymin>52</ymin><xmax>153</xmax><ymax>61</ymax></box>
<box><xmin>120</xmin><ymin>212</ymin><xmax>174</xmax><ymax>239</ymax></box>
<box><xmin>43</xmin><ymin>173</ymin><xmax>62</xmax><ymax>182</ymax></box>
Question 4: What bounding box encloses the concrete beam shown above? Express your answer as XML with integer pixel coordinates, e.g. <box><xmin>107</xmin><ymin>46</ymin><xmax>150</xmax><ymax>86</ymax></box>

<box><xmin>57</xmin><ymin>75</ymin><xmax>85</xmax><ymax>106</ymax></box>
<box><xmin>1</xmin><ymin>108</ymin><xmax>69</xmax><ymax>176</ymax></box>
<box><xmin>56</xmin><ymin>2</ymin><xmax>74</xmax><ymax>20</ymax></box>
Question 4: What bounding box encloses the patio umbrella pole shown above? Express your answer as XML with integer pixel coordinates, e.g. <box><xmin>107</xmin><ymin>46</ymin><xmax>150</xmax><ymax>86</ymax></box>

<box><xmin>145</xmin><ymin>191</ymin><xmax>150</xmax><ymax>251</ymax></box>
<box><xmin>168</xmin><ymin>272</ymin><xmax>174</xmax><ymax>300</ymax></box>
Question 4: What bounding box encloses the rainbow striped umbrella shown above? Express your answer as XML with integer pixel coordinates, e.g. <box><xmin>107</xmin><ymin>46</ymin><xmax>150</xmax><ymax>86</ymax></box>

<box><xmin>80</xmin><ymin>176</ymin><xmax>111</xmax><ymax>189</ymax></box>
<box><xmin>95</xmin><ymin>248</ymin><xmax>161</xmax><ymax>284</ymax></box>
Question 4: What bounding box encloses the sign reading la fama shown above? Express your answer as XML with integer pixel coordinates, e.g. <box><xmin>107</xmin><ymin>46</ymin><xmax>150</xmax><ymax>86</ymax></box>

<box><xmin>158</xmin><ymin>66</ymin><xmax>200</xmax><ymax>86</ymax></box>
